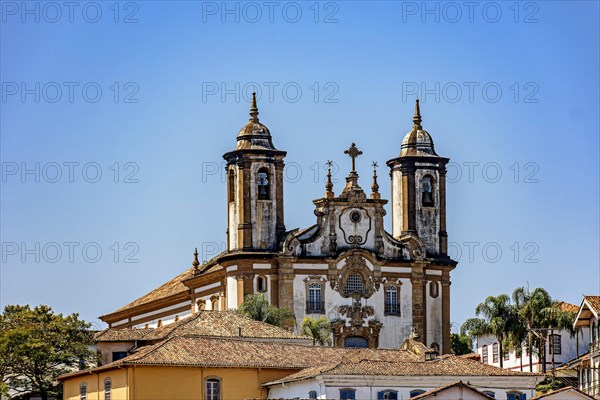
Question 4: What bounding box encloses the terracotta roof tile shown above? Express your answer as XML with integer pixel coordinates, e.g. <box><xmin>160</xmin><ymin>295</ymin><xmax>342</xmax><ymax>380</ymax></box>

<box><xmin>554</xmin><ymin>301</ymin><xmax>579</xmax><ymax>314</ymax></box>
<box><xmin>100</xmin><ymin>255</ymin><xmax>226</xmax><ymax>319</ymax></box>
<box><xmin>584</xmin><ymin>296</ymin><xmax>600</xmax><ymax>315</ymax></box>
<box><xmin>141</xmin><ymin>310</ymin><xmax>313</xmax><ymax>341</ymax></box>
<box><xmin>63</xmin><ymin>336</ymin><xmax>421</xmax><ymax>380</ymax></box>
<box><xmin>94</xmin><ymin>327</ymin><xmax>154</xmax><ymax>342</ymax></box>
<box><xmin>96</xmin><ymin>311</ymin><xmax>313</xmax><ymax>343</ymax></box>
<box><xmin>108</xmin><ymin>267</ymin><xmax>196</xmax><ymax>315</ymax></box>
<box><xmin>265</xmin><ymin>356</ymin><xmax>541</xmax><ymax>386</ymax></box>
<box><xmin>123</xmin><ymin>336</ymin><xmax>419</xmax><ymax>368</ymax></box>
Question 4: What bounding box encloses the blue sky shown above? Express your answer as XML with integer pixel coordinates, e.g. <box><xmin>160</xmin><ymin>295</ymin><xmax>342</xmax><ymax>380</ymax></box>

<box><xmin>1</xmin><ymin>1</ymin><xmax>599</xmax><ymax>330</ymax></box>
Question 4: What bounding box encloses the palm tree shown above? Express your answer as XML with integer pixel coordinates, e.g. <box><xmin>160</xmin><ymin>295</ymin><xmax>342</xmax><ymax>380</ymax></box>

<box><xmin>461</xmin><ymin>294</ymin><xmax>513</xmax><ymax>368</ymax></box>
<box><xmin>512</xmin><ymin>287</ymin><xmax>577</xmax><ymax>373</ymax></box>
<box><xmin>237</xmin><ymin>293</ymin><xmax>296</xmax><ymax>328</ymax></box>
<box><xmin>301</xmin><ymin>317</ymin><xmax>332</xmax><ymax>346</ymax></box>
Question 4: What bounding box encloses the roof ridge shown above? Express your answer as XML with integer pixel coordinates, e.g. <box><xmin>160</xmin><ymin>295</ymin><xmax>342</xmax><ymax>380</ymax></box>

<box><xmin>124</xmin><ymin>335</ymin><xmax>178</xmax><ymax>362</ymax></box>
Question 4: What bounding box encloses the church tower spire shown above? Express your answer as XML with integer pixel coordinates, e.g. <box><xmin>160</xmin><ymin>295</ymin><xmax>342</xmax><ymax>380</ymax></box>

<box><xmin>249</xmin><ymin>92</ymin><xmax>259</xmax><ymax>122</ymax></box>
<box><xmin>223</xmin><ymin>94</ymin><xmax>286</xmax><ymax>251</ymax></box>
<box><xmin>413</xmin><ymin>98</ymin><xmax>422</xmax><ymax>128</ymax></box>
<box><xmin>387</xmin><ymin>100</ymin><xmax>447</xmax><ymax>254</ymax></box>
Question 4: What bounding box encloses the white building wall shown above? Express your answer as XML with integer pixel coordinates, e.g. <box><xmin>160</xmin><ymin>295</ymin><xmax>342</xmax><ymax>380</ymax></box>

<box><xmin>227</xmin><ymin>275</ymin><xmax>238</xmax><ymax>309</ymax></box>
<box><xmin>391</xmin><ymin>170</ymin><xmax>403</xmax><ymax>237</ymax></box>
<box><xmin>291</xmin><ymin>262</ymin><xmax>417</xmax><ymax>349</ymax></box>
<box><xmin>425</xmin><ymin>280</ymin><xmax>442</xmax><ymax>350</ymax></box>
<box><xmin>476</xmin><ymin>328</ymin><xmax>589</xmax><ymax>372</ymax></box>
<box><xmin>268</xmin><ymin>376</ymin><xmax>538</xmax><ymax>400</ymax></box>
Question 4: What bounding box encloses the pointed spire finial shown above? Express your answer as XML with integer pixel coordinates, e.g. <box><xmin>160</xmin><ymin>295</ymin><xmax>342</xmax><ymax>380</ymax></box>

<box><xmin>249</xmin><ymin>92</ymin><xmax>259</xmax><ymax>122</ymax></box>
<box><xmin>325</xmin><ymin>160</ymin><xmax>334</xmax><ymax>199</ymax></box>
<box><xmin>413</xmin><ymin>98</ymin><xmax>422</xmax><ymax>128</ymax></box>
<box><xmin>192</xmin><ymin>247</ymin><xmax>200</xmax><ymax>269</ymax></box>
<box><xmin>371</xmin><ymin>161</ymin><xmax>380</xmax><ymax>199</ymax></box>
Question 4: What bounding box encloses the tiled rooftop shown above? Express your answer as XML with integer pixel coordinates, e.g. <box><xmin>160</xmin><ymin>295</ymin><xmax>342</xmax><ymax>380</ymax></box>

<box><xmin>265</xmin><ymin>355</ymin><xmax>541</xmax><ymax>386</ymax></box>
<box><xmin>554</xmin><ymin>301</ymin><xmax>579</xmax><ymax>314</ymax></box>
<box><xmin>60</xmin><ymin>336</ymin><xmax>421</xmax><ymax>379</ymax></box>
<box><xmin>584</xmin><ymin>296</ymin><xmax>600</xmax><ymax>315</ymax></box>
<box><xmin>96</xmin><ymin>310</ymin><xmax>313</xmax><ymax>342</ymax></box>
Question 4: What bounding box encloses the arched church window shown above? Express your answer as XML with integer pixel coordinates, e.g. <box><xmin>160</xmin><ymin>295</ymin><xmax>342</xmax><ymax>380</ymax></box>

<box><xmin>210</xmin><ymin>296</ymin><xmax>219</xmax><ymax>310</ymax></box>
<box><xmin>384</xmin><ymin>285</ymin><xmax>400</xmax><ymax>316</ymax></box>
<box><xmin>257</xmin><ymin>167</ymin><xmax>270</xmax><ymax>200</ymax></box>
<box><xmin>343</xmin><ymin>273</ymin><xmax>365</xmax><ymax>296</ymax></box>
<box><xmin>429</xmin><ymin>281</ymin><xmax>439</xmax><ymax>298</ymax></box>
<box><xmin>421</xmin><ymin>175</ymin><xmax>434</xmax><ymax>207</ymax></box>
<box><xmin>228</xmin><ymin>170</ymin><xmax>235</xmax><ymax>203</ymax></box>
<box><xmin>344</xmin><ymin>336</ymin><xmax>368</xmax><ymax>348</ymax></box>
<box><xmin>256</xmin><ymin>275</ymin><xmax>267</xmax><ymax>293</ymax></box>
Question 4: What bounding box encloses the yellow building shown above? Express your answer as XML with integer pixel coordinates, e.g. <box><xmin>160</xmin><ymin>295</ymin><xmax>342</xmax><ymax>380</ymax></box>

<box><xmin>59</xmin><ymin>334</ymin><xmax>423</xmax><ymax>400</ymax></box>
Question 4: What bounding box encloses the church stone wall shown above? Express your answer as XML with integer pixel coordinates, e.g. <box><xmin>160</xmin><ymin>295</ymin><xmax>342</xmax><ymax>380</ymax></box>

<box><xmin>425</xmin><ymin>278</ymin><xmax>443</xmax><ymax>350</ymax></box>
<box><xmin>415</xmin><ymin>168</ymin><xmax>441</xmax><ymax>254</ymax></box>
<box><xmin>391</xmin><ymin>169</ymin><xmax>404</xmax><ymax>237</ymax></box>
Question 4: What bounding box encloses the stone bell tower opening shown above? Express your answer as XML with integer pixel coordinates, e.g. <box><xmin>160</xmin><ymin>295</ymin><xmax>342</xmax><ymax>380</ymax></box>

<box><xmin>223</xmin><ymin>92</ymin><xmax>286</xmax><ymax>251</ymax></box>
<box><xmin>387</xmin><ymin>99</ymin><xmax>449</xmax><ymax>257</ymax></box>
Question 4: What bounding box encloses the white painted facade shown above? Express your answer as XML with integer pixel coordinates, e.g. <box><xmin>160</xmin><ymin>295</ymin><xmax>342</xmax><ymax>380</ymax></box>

<box><xmin>475</xmin><ymin>329</ymin><xmax>589</xmax><ymax>373</ymax></box>
<box><xmin>267</xmin><ymin>375</ymin><xmax>540</xmax><ymax>399</ymax></box>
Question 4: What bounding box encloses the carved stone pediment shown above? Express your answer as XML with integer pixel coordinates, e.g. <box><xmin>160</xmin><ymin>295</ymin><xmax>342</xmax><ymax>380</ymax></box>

<box><xmin>338</xmin><ymin>207</ymin><xmax>372</xmax><ymax>246</ymax></box>
<box><xmin>331</xmin><ymin>254</ymin><xmax>377</xmax><ymax>299</ymax></box>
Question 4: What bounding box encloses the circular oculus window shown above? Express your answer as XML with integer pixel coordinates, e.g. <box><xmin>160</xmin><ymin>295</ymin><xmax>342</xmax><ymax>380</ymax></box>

<box><xmin>350</xmin><ymin>210</ymin><xmax>362</xmax><ymax>223</ymax></box>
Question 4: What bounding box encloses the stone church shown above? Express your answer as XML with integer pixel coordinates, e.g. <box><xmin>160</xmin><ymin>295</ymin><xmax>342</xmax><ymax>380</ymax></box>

<box><xmin>100</xmin><ymin>95</ymin><xmax>457</xmax><ymax>353</ymax></box>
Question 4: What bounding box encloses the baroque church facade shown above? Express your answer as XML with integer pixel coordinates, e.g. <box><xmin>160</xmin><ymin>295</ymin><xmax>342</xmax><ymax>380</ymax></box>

<box><xmin>100</xmin><ymin>95</ymin><xmax>457</xmax><ymax>353</ymax></box>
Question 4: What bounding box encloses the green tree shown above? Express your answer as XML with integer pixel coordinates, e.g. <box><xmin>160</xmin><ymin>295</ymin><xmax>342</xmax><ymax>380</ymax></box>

<box><xmin>0</xmin><ymin>304</ymin><xmax>95</xmax><ymax>400</ymax></box>
<box><xmin>450</xmin><ymin>333</ymin><xmax>473</xmax><ymax>355</ymax></box>
<box><xmin>512</xmin><ymin>287</ymin><xmax>577</xmax><ymax>373</ymax></box>
<box><xmin>461</xmin><ymin>294</ymin><xmax>514</xmax><ymax>368</ymax></box>
<box><xmin>301</xmin><ymin>317</ymin><xmax>332</xmax><ymax>346</ymax></box>
<box><xmin>237</xmin><ymin>293</ymin><xmax>296</xmax><ymax>328</ymax></box>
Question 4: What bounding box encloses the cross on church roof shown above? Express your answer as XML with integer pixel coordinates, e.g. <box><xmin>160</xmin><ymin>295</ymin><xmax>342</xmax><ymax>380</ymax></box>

<box><xmin>344</xmin><ymin>143</ymin><xmax>362</xmax><ymax>172</ymax></box>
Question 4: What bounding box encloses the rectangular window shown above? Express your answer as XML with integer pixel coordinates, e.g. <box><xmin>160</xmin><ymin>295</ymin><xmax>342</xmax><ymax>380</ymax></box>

<box><xmin>340</xmin><ymin>389</ymin><xmax>356</xmax><ymax>400</ymax></box>
<box><xmin>112</xmin><ymin>352</ymin><xmax>127</xmax><ymax>362</ymax></box>
<box><xmin>549</xmin><ymin>334</ymin><xmax>561</xmax><ymax>354</ymax></box>
<box><xmin>206</xmin><ymin>379</ymin><xmax>220</xmax><ymax>400</ymax></box>
<box><xmin>503</xmin><ymin>348</ymin><xmax>510</xmax><ymax>361</ymax></box>
<box><xmin>492</xmin><ymin>343</ymin><xmax>499</xmax><ymax>363</ymax></box>
<box><xmin>306</xmin><ymin>283</ymin><xmax>324</xmax><ymax>313</ymax></box>
<box><xmin>104</xmin><ymin>379</ymin><xmax>111</xmax><ymax>400</ymax></box>
<box><xmin>507</xmin><ymin>392</ymin><xmax>526</xmax><ymax>400</ymax></box>
<box><xmin>384</xmin><ymin>285</ymin><xmax>400</xmax><ymax>316</ymax></box>
<box><xmin>482</xmin><ymin>345</ymin><xmax>488</xmax><ymax>364</ymax></box>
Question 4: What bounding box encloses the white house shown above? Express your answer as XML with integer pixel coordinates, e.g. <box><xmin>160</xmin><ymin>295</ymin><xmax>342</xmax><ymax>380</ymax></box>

<box><xmin>265</xmin><ymin>354</ymin><xmax>542</xmax><ymax>399</ymax></box>
<box><xmin>573</xmin><ymin>295</ymin><xmax>600</xmax><ymax>398</ymax></box>
<box><xmin>530</xmin><ymin>386</ymin><xmax>594</xmax><ymax>400</ymax></box>
<box><xmin>474</xmin><ymin>302</ymin><xmax>589</xmax><ymax>373</ymax></box>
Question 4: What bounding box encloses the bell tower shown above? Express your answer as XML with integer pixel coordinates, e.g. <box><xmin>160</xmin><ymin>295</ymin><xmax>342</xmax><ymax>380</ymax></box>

<box><xmin>223</xmin><ymin>93</ymin><xmax>286</xmax><ymax>251</ymax></box>
<box><xmin>386</xmin><ymin>100</ymin><xmax>449</xmax><ymax>256</ymax></box>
